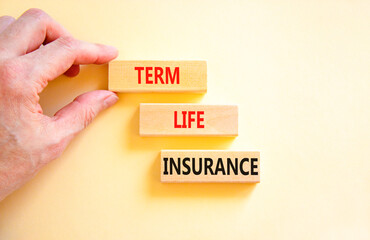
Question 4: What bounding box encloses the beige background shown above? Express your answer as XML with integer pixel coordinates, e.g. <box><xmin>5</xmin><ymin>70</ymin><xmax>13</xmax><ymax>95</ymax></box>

<box><xmin>0</xmin><ymin>0</ymin><xmax>369</xmax><ymax>239</ymax></box>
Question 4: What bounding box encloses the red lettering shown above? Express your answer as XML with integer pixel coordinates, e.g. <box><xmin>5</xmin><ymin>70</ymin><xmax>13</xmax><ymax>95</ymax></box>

<box><xmin>166</xmin><ymin>67</ymin><xmax>179</xmax><ymax>84</ymax></box>
<box><xmin>197</xmin><ymin>111</ymin><xmax>205</xmax><ymax>128</ymax></box>
<box><xmin>137</xmin><ymin>67</ymin><xmax>180</xmax><ymax>84</ymax></box>
<box><xmin>135</xmin><ymin>67</ymin><xmax>144</xmax><ymax>84</ymax></box>
<box><xmin>182</xmin><ymin>111</ymin><xmax>187</xmax><ymax>128</ymax></box>
<box><xmin>174</xmin><ymin>111</ymin><xmax>181</xmax><ymax>128</ymax></box>
<box><xmin>188</xmin><ymin>111</ymin><xmax>195</xmax><ymax>128</ymax></box>
<box><xmin>174</xmin><ymin>110</ymin><xmax>205</xmax><ymax>128</ymax></box>
<box><xmin>146</xmin><ymin>67</ymin><xmax>153</xmax><ymax>84</ymax></box>
<box><xmin>155</xmin><ymin>67</ymin><xmax>164</xmax><ymax>84</ymax></box>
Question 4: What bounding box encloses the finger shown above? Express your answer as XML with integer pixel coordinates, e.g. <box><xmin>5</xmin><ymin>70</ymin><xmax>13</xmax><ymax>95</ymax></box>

<box><xmin>64</xmin><ymin>65</ymin><xmax>80</xmax><ymax>77</ymax></box>
<box><xmin>0</xmin><ymin>16</ymin><xmax>15</xmax><ymax>33</ymax></box>
<box><xmin>0</xmin><ymin>8</ymin><xmax>70</xmax><ymax>58</ymax></box>
<box><xmin>53</xmin><ymin>90</ymin><xmax>118</xmax><ymax>140</ymax></box>
<box><xmin>21</xmin><ymin>36</ymin><xmax>118</xmax><ymax>91</ymax></box>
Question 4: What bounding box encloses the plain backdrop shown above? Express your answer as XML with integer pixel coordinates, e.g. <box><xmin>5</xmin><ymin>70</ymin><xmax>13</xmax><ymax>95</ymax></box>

<box><xmin>0</xmin><ymin>0</ymin><xmax>369</xmax><ymax>239</ymax></box>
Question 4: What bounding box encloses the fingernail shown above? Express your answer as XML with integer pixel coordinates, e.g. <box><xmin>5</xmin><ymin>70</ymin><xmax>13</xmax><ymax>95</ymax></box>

<box><xmin>106</xmin><ymin>45</ymin><xmax>118</xmax><ymax>54</ymax></box>
<box><xmin>103</xmin><ymin>93</ymin><xmax>119</xmax><ymax>108</ymax></box>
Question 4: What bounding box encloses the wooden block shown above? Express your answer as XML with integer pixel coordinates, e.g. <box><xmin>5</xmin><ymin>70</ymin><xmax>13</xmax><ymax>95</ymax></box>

<box><xmin>161</xmin><ymin>150</ymin><xmax>260</xmax><ymax>183</ymax></box>
<box><xmin>139</xmin><ymin>104</ymin><xmax>238</xmax><ymax>136</ymax></box>
<box><xmin>109</xmin><ymin>60</ymin><xmax>207</xmax><ymax>92</ymax></box>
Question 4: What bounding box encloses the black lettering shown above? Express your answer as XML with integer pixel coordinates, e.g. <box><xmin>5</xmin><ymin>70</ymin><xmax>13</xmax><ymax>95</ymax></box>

<box><xmin>163</xmin><ymin>157</ymin><xmax>169</xmax><ymax>175</ymax></box>
<box><xmin>251</xmin><ymin>158</ymin><xmax>258</xmax><ymax>175</ymax></box>
<box><xmin>240</xmin><ymin>158</ymin><xmax>249</xmax><ymax>175</ymax></box>
<box><xmin>169</xmin><ymin>157</ymin><xmax>181</xmax><ymax>175</ymax></box>
<box><xmin>205</xmin><ymin>158</ymin><xmax>214</xmax><ymax>175</ymax></box>
<box><xmin>215</xmin><ymin>158</ymin><xmax>226</xmax><ymax>175</ymax></box>
<box><xmin>192</xmin><ymin>157</ymin><xmax>202</xmax><ymax>175</ymax></box>
<box><xmin>227</xmin><ymin>157</ymin><xmax>238</xmax><ymax>175</ymax></box>
<box><xmin>182</xmin><ymin>158</ymin><xmax>191</xmax><ymax>175</ymax></box>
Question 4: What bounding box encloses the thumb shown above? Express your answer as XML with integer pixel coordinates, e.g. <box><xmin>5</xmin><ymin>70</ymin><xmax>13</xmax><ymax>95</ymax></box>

<box><xmin>53</xmin><ymin>90</ymin><xmax>118</xmax><ymax>140</ymax></box>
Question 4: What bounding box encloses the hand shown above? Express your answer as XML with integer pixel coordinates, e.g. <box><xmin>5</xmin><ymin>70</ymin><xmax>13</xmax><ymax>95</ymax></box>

<box><xmin>0</xmin><ymin>9</ymin><xmax>119</xmax><ymax>201</ymax></box>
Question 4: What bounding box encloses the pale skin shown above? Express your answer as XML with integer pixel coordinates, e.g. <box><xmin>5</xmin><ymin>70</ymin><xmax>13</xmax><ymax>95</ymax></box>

<box><xmin>0</xmin><ymin>9</ymin><xmax>119</xmax><ymax>201</ymax></box>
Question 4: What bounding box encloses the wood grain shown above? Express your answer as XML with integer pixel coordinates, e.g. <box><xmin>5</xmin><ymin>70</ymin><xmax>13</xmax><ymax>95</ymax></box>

<box><xmin>109</xmin><ymin>60</ymin><xmax>207</xmax><ymax>92</ymax></box>
<box><xmin>139</xmin><ymin>104</ymin><xmax>238</xmax><ymax>136</ymax></box>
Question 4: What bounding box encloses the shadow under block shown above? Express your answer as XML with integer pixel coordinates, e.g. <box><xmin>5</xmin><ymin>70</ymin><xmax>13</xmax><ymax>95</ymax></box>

<box><xmin>161</xmin><ymin>150</ymin><xmax>260</xmax><ymax>183</ymax></box>
<box><xmin>108</xmin><ymin>60</ymin><xmax>207</xmax><ymax>92</ymax></box>
<box><xmin>139</xmin><ymin>104</ymin><xmax>238</xmax><ymax>136</ymax></box>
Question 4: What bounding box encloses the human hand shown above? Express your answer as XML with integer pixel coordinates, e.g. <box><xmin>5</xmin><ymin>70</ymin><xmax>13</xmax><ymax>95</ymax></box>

<box><xmin>0</xmin><ymin>9</ymin><xmax>119</xmax><ymax>201</ymax></box>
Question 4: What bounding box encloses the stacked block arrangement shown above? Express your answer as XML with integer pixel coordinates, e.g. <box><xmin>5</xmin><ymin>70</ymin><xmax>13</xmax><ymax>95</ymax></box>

<box><xmin>109</xmin><ymin>60</ymin><xmax>260</xmax><ymax>183</ymax></box>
